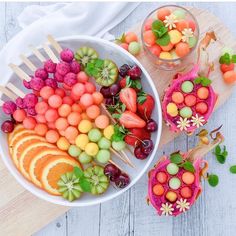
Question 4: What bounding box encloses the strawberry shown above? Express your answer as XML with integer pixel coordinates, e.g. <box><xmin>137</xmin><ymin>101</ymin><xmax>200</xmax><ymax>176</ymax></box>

<box><xmin>119</xmin><ymin>77</ymin><xmax>126</xmax><ymax>88</ymax></box>
<box><xmin>119</xmin><ymin>77</ymin><xmax>142</xmax><ymax>92</ymax></box>
<box><xmin>137</xmin><ymin>92</ymin><xmax>155</xmax><ymax>120</ymax></box>
<box><xmin>124</xmin><ymin>128</ymin><xmax>151</xmax><ymax>146</ymax></box>
<box><xmin>119</xmin><ymin>111</ymin><xmax>146</xmax><ymax>128</ymax></box>
<box><xmin>119</xmin><ymin>87</ymin><xmax>137</xmax><ymax>112</ymax></box>
<box><xmin>220</xmin><ymin>63</ymin><xmax>234</xmax><ymax>73</ymax></box>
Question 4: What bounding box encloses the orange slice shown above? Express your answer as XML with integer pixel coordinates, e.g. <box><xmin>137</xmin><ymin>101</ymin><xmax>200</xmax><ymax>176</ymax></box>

<box><xmin>8</xmin><ymin>129</ymin><xmax>36</xmax><ymax>155</ymax></box>
<box><xmin>12</xmin><ymin>135</ymin><xmax>46</xmax><ymax>167</ymax></box>
<box><xmin>29</xmin><ymin>149</ymin><xmax>69</xmax><ymax>188</ymax></box>
<box><xmin>18</xmin><ymin>142</ymin><xmax>56</xmax><ymax>180</ymax></box>
<box><xmin>39</xmin><ymin>156</ymin><xmax>81</xmax><ymax>195</ymax></box>
<box><xmin>8</xmin><ymin>124</ymin><xmax>24</xmax><ymax>143</ymax></box>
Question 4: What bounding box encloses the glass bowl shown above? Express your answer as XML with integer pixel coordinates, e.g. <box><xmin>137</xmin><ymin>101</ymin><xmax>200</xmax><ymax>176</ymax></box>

<box><xmin>141</xmin><ymin>5</ymin><xmax>199</xmax><ymax>71</ymax></box>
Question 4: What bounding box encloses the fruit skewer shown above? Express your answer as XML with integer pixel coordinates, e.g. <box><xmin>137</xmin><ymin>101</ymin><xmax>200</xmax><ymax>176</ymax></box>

<box><xmin>0</xmin><ymin>86</ymin><xmax>18</xmax><ymax>100</ymax></box>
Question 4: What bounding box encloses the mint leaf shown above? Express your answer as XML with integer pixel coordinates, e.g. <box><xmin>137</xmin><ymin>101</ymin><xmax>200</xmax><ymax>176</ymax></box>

<box><xmin>153</xmin><ymin>26</ymin><xmax>168</xmax><ymax>38</ymax></box>
<box><xmin>111</xmin><ymin>124</ymin><xmax>126</xmax><ymax>141</ymax></box>
<box><xmin>182</xmin><ymin>161</ymin><xmax>195</xmax><ymax>173</ymax></box>
<box><xmin>112</xmin><ymin>113</ymin><xmax>121</xmax><ymax>119</ymax></box>
<box><xmin>170</xmin><ymin>152</ymin><xmax>183</xmax><ymax>164</ymax></box>
<box><xmin>230</xmin><ymin>165</ymin><xmax>236</xmax><ymax>174</ymax></box>
<box><xmin>152</xmin><ymin>20</ymin><xmax>164</xmax><ymax>31</ymax></box>
<box><xmin>156</xmin><ymin>33</ymin><xmax>170</xmax><ymax>46</ymax></box>
<box><xmin>231</xmin><ymin>55</ymin><xmax>236</xmax><ymax>63</ymax></box>
<box><xmin>208</xmin><ymin>174</ymin><xmax>219</xmax><ymax>187</ymax></box>
<box><xmin>214</xmin><ymin>145</ymin><xmax>221</xmax><ymax>155</ymax></box>
<box><xmin>219</xmin><ymin>53</ymin><xmax>231</xmax><ymax>65</ymax></box>
<box><xmin>133</xmin><ymin>80</ymin><xmax>142</xmax><ymax>90</ymax></box>
<box><xmin>201</xmin><ymin>77</ymin><xmax>212</xmax><ymax>86</ymax></box>
<box><xmin>74</xmin><ymin>167</ymin><xmax>84</xmax><ymax>178</ymax></box>
<box><xmin>194</xmin><ymin>77</ymin><xmax>202</xmax><ymax>84</ymax></box>
<box><xmin>216</xmin><ymin>154</ymin><xmax>226</xmax><ymax>164</ymax></box>
<box><xmin>80</xmin><ymin>177</ymin><xmax>91</xmax><ymax>192</ymax></box>
<box><xmin>213</xmin><ymin>145</ymin><xmax>228</xmax><ymax>164</ymax></box>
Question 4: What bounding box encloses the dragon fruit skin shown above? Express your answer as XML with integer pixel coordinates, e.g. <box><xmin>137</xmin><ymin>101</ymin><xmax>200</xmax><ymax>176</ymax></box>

<box><xmin>148</xmin><ymin>155</ymin><xmax>202</xmax><ymax>217</ymax></box>
<box><xmin>162</xmin><ymin>64</ymin><xmax>218</xmax><ymax>133</ymax></box>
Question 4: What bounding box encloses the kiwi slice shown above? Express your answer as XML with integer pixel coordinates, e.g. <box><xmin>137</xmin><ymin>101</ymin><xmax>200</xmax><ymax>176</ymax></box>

<box><xmin>94</xmin><ymin>59</ymin><xmax>118</xmax><ymax>87</ymax></box>
<box><xmin>57</xmin><ymin>172</ymin><xmax>83</xmax><ymax>201</ymax></box>
<box><xmin>84</xmin><ymin>166</ymin><xmax>109</xmax><ymax>195</ymax></box>
<box><xmin>75</xmin><ymin>46</ymin><xmax>99</xmax><ymax>67</ymax></box>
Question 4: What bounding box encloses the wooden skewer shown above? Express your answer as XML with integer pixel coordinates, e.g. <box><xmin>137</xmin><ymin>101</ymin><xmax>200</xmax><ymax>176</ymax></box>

<box><xmin>43</xmin><ymin>43</ymin><xmax>59</xmax><ymax>63</ymax></box>
<box><xmin>20</xmin><ymin>54</ymin><xmax>37</xmax><ymax>72</ymax></box>
<box><xmin>9</xmin><ymin>63</ymin><xmax>31</xmax><ymax>82</ymax></box>
<box><xmin>108</xmin><ymin>159</ymin><xmax>125</xmax><ymax>172</ymax></box>
<box><xmin>47</xmin><ymin>35</ymin><xmax>63</xmax><ymax>53</ymax></box>
<box><xmin>29</xmin><ymin>45</ymin><xmax>46</xmax><ymax>62</ymax></box>
<box><xmin>110</xmin><ymin>147</ymin><xmax>134</xmax><ymax>168</ymax></box>
<box><xmin>0</xmin><ymin>86</ymin><xmax>18</xmax><ymax>100</ymax></box>
<box><xmin>6</xmin><ymin>83</ymin><xmax>25</xmax><ymax>98</ymax></box>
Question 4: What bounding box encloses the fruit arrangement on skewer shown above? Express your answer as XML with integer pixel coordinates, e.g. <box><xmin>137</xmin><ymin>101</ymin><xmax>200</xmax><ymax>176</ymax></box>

<box><xmin>0</xmin><ymin>36</ymin><xmax>158</xmax><ymax>201</ymax></box>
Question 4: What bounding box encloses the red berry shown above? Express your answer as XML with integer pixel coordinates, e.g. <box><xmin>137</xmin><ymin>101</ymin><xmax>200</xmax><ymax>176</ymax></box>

<box><xmin>220</xmin><ymin>63</ymin><xmax>234</xmax><ymax>73</ymax></box>
<box><xmin>127</xmin><ymin>65</ymin><xmax>142</xmax><ymax>80</ymax></box>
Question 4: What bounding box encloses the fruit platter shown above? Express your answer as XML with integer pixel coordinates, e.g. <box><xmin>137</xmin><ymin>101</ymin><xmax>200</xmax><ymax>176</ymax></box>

<box><xmin>0</xmin><ymin>35</ymin><xmax>162</xmax><ymax>206</ymax></box>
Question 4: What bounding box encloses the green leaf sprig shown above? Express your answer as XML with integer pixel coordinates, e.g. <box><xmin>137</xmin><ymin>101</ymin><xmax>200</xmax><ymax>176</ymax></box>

<box><xmin>170</xmin><ymin>152</ymin><xmax>195</xmax><ymax>173</ymax></box>
<box><xmin>115</xmin><ymin>33</ymin><xmax>126</xmax><ymax>44</ymax></box>
<box><xmin>219</xmin><ymin>53</ymin><xmax>236</xmax><ymax>65</ymax></box>
<box><xmin>125</xmin><ymin>76</ymin><xmax>142</xmax><ymax>90</ymax></box>
<box><xmin>151</xmin><ymin>20</ymin><xmax>170</xmax><ymax>46</ymax></box>
<box><xmin>207</xmin><ymin>174</ymin><xmax>219</xmax><ymax>187</ymax></box>
<box><xmin>73</xmin><ymin>167</ymin><xmax>91</xmax><ymax>192</ymax></box>
<box><xmin>137</xmin><ymin>91</ymin><xmax>147</xmax><ymax>104</ymax></box>
<box><xmin>213</xmin><ymin>145</ymin><xmax>228</xmax><ymax>164</ymax></box>
<box><xmin>111</xmin><ymin>124</ymin><xmax>128</xmax><ymax>142</ymax></box>
<box><xmin>194</xmin><ymin>76</ymin><xmax>212</xmax><ymax>87</ymax></box>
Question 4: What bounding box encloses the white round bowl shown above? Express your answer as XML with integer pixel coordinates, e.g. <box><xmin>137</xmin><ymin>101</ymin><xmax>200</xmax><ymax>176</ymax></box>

<box><xmin>0</xmin><ymin>35</ymin><xmax>162</xmax><ymax>206</ymax></box>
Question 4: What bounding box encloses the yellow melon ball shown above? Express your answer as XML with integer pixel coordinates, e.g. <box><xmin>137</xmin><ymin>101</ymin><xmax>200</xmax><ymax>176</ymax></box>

<box><xmin>75</xmin><ymin>134</ymin><xmax>89</xmax><ymax>150</ymax></box>
<box><xmin>159</xmin><ymin>52</ymin><xmax>172</xmax><ymax>60</ymax></box>
<box><xmin>78</xmin><ymin>120</ymin><xmax>93</xmax><ymax>133</ymax></box>
<box><xmin>169</xmin><ymin>30</ymin><xmax>182</xmax><ymax>44</ymax></box>
<box><xmin>85</xmin><ymin>142</ymin><xmax>99</xmax><ymax>156</ymax></box>
<box><xmin>103</xmin><ymin>125</ymin><xmax>114</xmax><ymax>140</ymax></box>
<box><xmin>57</xmin><ymin>137</ymin><xmax>70</xmax><ymax>151</ymax></box>
<box><xmin>167</xmin><ymin>102</ymin><xmax>178</xmax><ymax>117</ymax></box>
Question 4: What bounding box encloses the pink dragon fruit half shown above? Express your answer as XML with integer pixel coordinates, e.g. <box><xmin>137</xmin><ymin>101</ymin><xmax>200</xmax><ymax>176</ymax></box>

<box><xmin>148</xmin><ymin>128</ymin><xmax>224</xmax><ymax>216</ymax></box>
<box><xmin>162</xmin><ymin>64</ymin><xmax>217</xmax><ymax>134</ymax></box>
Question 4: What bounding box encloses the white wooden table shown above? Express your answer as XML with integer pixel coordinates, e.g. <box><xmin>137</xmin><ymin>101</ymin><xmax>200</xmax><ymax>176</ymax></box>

<box><xmin>1</xmin><ymin>2</ymin><xmax>236</xmax><ymax>236</ymax></box>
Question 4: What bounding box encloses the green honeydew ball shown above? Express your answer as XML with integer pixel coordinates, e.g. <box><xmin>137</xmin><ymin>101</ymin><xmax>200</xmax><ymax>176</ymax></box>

<box><xmin>112</xmin><ymin>140</ymin><xmax>126</xmax><ymax>151</ymax></box>
<box><xmin>173</xmin><ymin>9</ymin><xmax>186</xmax><ymax>20</ymax></box>
<box><xmin>128</xmin><ymin>42</ymin><xmax>141</xmax><ymax>56</ymax></box>
<box><xmin>166</xmin><ymin>163</ymin><xmax>179</xmax><ymax>175</ymax></box>
<box><xmin>79</xmin><ymin>152</ymin><xmax>92</xmax><ymax>164</ymax></box>
<box><xmin>98</xmin><ymin>137</ymin><xmax>111</xmax><ymax>149</ymax></box>
<box><xmin>68</xmin><ymin>145</ymin><xmax>81</xmax><ymax>157</ymax></box>
<box><xmin>180</xmin><ymin>107</ymin><xmax>192</xmax><ymax>118</ymax></box>
<box><xmin>169</xmin><ymin>177</ymin><xmax>181</xmax><ymax>190</ymax></box>
<box><xmin>96</xmin><ymin>149</ymin><xmax>111</xmax><ymax>164</ymax></box>
<box><xmin>181</xmin><ymin>81</ymin><xmax>194</xmax><ymax>93</ymax></box>
<box><xmin>88</xmin><ymin>128</ymin><xmax>102</xmax><ymax>142</ymax></box>
<box><xmin>188</xmin><ymin>36</ymin><xmax>197</xmax><ymax>48</ymax></box>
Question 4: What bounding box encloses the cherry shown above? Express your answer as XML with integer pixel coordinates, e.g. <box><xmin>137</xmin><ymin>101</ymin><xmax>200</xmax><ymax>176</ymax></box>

<box><xmin>146</xmin><ymin>119</ymin><xmax>158</xmax><ymax>132</ymax></box>
<box><xmin>100</xmin><ymin>86</ymin><xmax>112</xmax><ymax>98</ymax></box>
<box><xmin>1</xmin><ymin>120</ymin><xmax>14</xmax><ymax>133</ymax></box>
<box><xmin>104</xmin><ymin>164</ymin><xmax>121</xmax><ymax>182</ymax></box>
<box><xmin>141</xmin><ymin>139</ymin><xmax>153</xmax><ymax>155</ymax></box>
<box><xmin>134</xmin><ymin>146</ymin><xmax>148</xmax><ymax>159</ymax></box>
<box><xmin>119</xmin><ymin>64</ymin><xmax>130</xmax><ymax>77</ymax></box>
<box><xmin>115</xmin><ymin>173</ymin><xmax>130</xmax><ymax>188</ymax></box>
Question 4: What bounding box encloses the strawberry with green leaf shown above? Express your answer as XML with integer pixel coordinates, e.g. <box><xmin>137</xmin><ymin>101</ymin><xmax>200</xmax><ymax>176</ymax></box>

<box><xmin>137</xmin><ymin>92</ymin><xmax>155</xmax><ymax>120</ymax></box>
<box><xmin>119</xmin><ymin>87</ymin><xmax>137</xmax><ymax>113</ymax></box>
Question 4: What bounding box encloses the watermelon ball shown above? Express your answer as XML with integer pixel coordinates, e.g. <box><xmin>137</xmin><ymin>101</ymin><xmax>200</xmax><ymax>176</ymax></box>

<box><xmin>68</xmin><ymin>145</ymin><xmax>82</xmax><ymax>157</ymax></box>
<box><xmin>144</xmin><ymin>18</ymin><xmax>153</xmax><ymax>31</ymax></box>
<box><xmin>180</xmin><ymin>106</ymin><xmax>192</xmax><ymax>118</ymax></box>
<box><xmin>44</xmin><ymin>59</ymin><xmax>56</xmax><ymax>73</ymax></box>
<box><xmin>149</xmin><ymin>45</ymin><xmax>161</xmax><ymax>57</ymax></box>
<box><xmin>223</xmin><ymin>71</ymin><xmax>236</xmax><ymax>84</ymax></box>
<box><xmin>182</xmin><ymin>171</ymin><xmax>195</xmax><ymax>185</ymax></box>
<box><xmin>152</xmin><ymin>184</ymin><xmax>164</xmax><ymax>196</ymax></box>
<box><xmin>128</xmin><ymin>42</ymin><xmax>141</xmax><ymax>56</ymax></box>
<box><xmin>165</xmin><ymin>191</ymin><xmax>178</xmax><ymax>202</ymax></box>
<box><xmin>70</xmin><ymin>60</ymin><xmax>81</xmax><ymax>74</ymax></box>
<box><xmin>45</xmin><ymin>78</ymin><xmax>58</xmax><ymax>89</ymax></box>
<box><xmin>55</xmin><ymin>88</ymin><xmax>66</xmax><ymax>98</ymax></box>
<box><xmin>23</xmin><ymin>93</ymin><xmax>38</xmax><ymax>108</ymax></box>
<box><xmin>79</xmin><ymin>152</ymin><xmax>92</xmax><ymax>164</ymax></box>
<box><xmin>63</xmin><ymin>96</ymin><xmax>74</xmax><ymax>105</ymax></box>
<box><xmin>96</xmin><ymin>149</ymin><xmax>111</xmax><ymax>164</ymax></box>
<box><xmin>157</xmin><ymin>8</ymin><xmax>171</xmax><ymax>21</ymax></box>
<box><xmin>196</xmin><ymin>102</ymin><xmax>208</xmax><ymax>115</ymax></box>
<box><xmin>35</xmin><ymin>68</ymin><xmax>48</xmax><ymax>80</ymax></box>
<box><xmin>188</xmin><ymin>36</ymin><xmax>198</xmax><ymax>48</ymax></box>
<box><xmin>124</xmin><ymin>32</ymin><xmax>138</xmax><ymax>44</ymax></box>
<box><xmin>120</xmin><ymin>43</ymin><xmax>129</xmax><ymax>51</ymax></box>
<box><xmin>175</xmin><ymin>42</ymin><xmax>190</xmax><ymax>57</ymax></box>
<box><xmin>188</xmin><ymin>20</ymin><xmax>196</xmax><ymax>32</ymax></box>
<box><xmin>173</xmin><ymin>9</ymin><xmax>186</xmax><ymax>20</ymax></box>
<box><xmin>1</xmin><ymin>120</ymin><xmax>14</xmax><ymax>133</ymax></box>
<box><xmin>180</xmin><ymin>186</ymin><xmax>192</xmax><ymax>198</ymax></box>
<box><xmin>2</xmin><ymin>101</ymin><xmax>17</xmax><ymax>115</ymax></box>
<box><xmin>88</xmin><ymin>128</ymin><xmax>102</xmax><ymax>142</ymax></box>
<box><xmin>45</xmin><ymin>130</ymin><xmax>60</xmax><ymax>144</ymax></box>
<box><xmin>166</xmin><ymin>163</ymin><xmax>179</xmax><ymax>175</ymax></box>
<box><xmin>57</xmin><ymin>137</ymin><xmax>70</xmax><ymax>151</ymax></box>
<box><xmin>30</xmin><ymin>77</ymin><xmax>45</xmax><ymax>91</ymax></box>
<box><xmin>34</xmin><ymin>123</ymin><xmax>48</xmax><ymax>136</ymax></box>
<box><xmin>13</xmin><ymin>109</ymin><xmax>26</xmax><ymax>122</ymax></box>
<box><xmin>48</xmin><ymin>94</ymin><xmax>62</xmax><ymax>109</ymax></box>
<box><xmin>45</xmin><ymin>108</ymin><xmax>59</xmax><ymax>122</ymax></box>
<box><xmin>84</xmin><ymin>82</ymin><xmax>96</xmax><ymax>94</ymax></box>
<box><xmin>23</xmin><ymin>117</ymin><xmax>37</xmax><ymax>130</ymax></box>
<box><xmin>184</xmin><ymin>94</ymin><xmax>197</xmax><ymax>107</ymax></box>
<box><xmin>181</xmin><ymin>81</ymin><xmax>194</xmax><ymax>93</ymax></box>
<box><xmin>143</xmin><ymin>30</ymin><xmax>157</xmax><ymax>46</ymax></box>
<box><xmin>156</xmin><ymin>171</ymin><xmax>168</xmax><ymax>184</ymax></box>
<box><xmin>60</xmin><ymin>48</ymin><xmax>74</xmax><ymax>63</ymax></box>
<box><xmin>39</xmin><ymin>86</ymin><xmax>54</xmax><ymax>100</ymax></box>
<box><xmin>64</xmin><ymin>72</ymin><xmax>77</xmax><ymax>87</ymax></box>
<box><xmin>172</xmin><ymin>91</ymin><xmax>184</xmax><ymax>104</ymax></box>
<box><xmin>58</xmin><ymin>104</ymin><xmax>71</xmax><ymax>117</ymax></box>
<box><xmin>169</xmin><ymin>177</ymin><xmax>181</xmax><ymax>190</ymax></box>
<box><xmin>160</xmin><ymin>43</ymin><xmax>174</xmax><ymax>52</ymax></box>
<box><xmin>80</xmin><ymin>93</ymin><xmax>94</xmax><ymax>108</ymax></box>
<box><xmin>77</xmin><ymin>71</ymin><xmax>89</xmax><ymax>83</ymax></box>
<box><xmin>15</xmin><ymin>97</ymin><xmax>26</xmax><ymax>109</ymax></box>
<box><xmin>197</xmin><ymin>87</ymin><xmax>209</xmax><ymax>99</ymax></box>
<box><xmin>98</xmin><ymin>137</ymin><xmax>111</xmax><ymax>149</ymax></box>
<box><xmin>56</xmin><ymin>62</ymin><xmax>70</xmax><ymax>76</ymax></box>
<box><xmin>176</xmin><ymin>20</ymin><xmax>189</xmax><ymax>32</ymax></box>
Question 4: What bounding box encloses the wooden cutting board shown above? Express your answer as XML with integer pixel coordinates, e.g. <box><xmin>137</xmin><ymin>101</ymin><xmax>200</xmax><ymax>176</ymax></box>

<box><xmin>0</xmin><ymin>7</ymin><xmax>235</xmax><ymax>236</ymax></box>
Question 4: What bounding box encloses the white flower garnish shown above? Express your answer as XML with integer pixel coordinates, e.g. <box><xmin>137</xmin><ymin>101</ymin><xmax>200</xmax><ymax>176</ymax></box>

<box><xmin>181</xmin><ymin>28</ymin><xmax>194</xmax><ymax>42</ymax></box>
<box><xmin>191</xmin><ymin>114</ymin><xmax>205</xmax><ymax>128</ymax></box>
<box><xmin>163</xmin><ymin>14</ymin><xmax>178</xmax><ymax>30</ymax></box>
<box><xmin>177</xmin><ymin>117</ymin><xmax>190</xmax><ymax>131</ymax></box>
<box><xmin>176</xmin><ymin>198</ymin><xmax>190</xmax><ymax>212</ymax></box>
<box><xmin>160</xmin><ymin>202</ymin><xmax>174</xmax><ymax>216</ymax></box>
